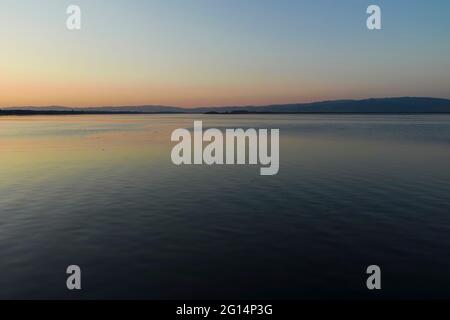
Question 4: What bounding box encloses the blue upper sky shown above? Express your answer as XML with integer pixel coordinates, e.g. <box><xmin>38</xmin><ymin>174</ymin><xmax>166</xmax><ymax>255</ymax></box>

<box><xmin>1</xmin><ymin>0</ymin><xmax>449</xmax><ymax>107</ymax></box>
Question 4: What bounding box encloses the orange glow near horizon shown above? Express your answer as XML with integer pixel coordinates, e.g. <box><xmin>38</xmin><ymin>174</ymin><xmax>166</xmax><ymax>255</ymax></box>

<box><xmin>1</xmin><ymin>69</ymin><xmax>364</xmax><ymax>108</ymax></box>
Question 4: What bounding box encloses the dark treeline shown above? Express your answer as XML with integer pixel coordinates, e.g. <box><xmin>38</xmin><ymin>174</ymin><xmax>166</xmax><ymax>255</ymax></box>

<box><xmin>0</xmin><ymin>110</ymin><xmax>185</xmax><ymax>116</ymax></box>
<box><xmin>2</xmin><ymin>97</ymin><xmax>450</xmax><ymax>115</ymax></box>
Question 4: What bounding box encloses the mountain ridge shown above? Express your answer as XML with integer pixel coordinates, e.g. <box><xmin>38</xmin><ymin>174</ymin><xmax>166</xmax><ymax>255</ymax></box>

<box><xmin>2</xmin><ymin>97</ymin><xmax>450</xmax><ymax>114</ymax></box>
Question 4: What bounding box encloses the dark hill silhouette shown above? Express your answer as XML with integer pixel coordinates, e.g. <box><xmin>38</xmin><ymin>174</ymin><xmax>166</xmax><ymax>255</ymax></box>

<box><xmin>191</xmin><ymin>97</ymin><xmax>450</xmax><ymax>113</ymax></box>
<box><xmin>2</xmin><ymin>97</ymin><xmax>450</xmax><ymax>115</ymax></box>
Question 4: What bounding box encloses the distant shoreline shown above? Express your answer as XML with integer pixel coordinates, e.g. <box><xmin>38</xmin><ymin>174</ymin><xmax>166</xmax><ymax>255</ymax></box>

<box><xmin>0</xmin><ymin>110</ymin><xmax>184</xmax><ymax>116</ymax></box>
<box><xmin>1</xmin><ymin>110</ymin><xmax>450</xmax><ymax>116</ymax></box>
<box><xmin>2</xmin><ymin>97</ymin><xmax>450</xmax><ymax>115</ymax></box>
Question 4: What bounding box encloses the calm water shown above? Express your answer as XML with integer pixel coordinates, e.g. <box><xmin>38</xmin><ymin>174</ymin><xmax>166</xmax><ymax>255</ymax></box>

<box><xmin>0</xmin><ymin>114</ymin><xmax>449</xmax><ymax>299</ymax></box>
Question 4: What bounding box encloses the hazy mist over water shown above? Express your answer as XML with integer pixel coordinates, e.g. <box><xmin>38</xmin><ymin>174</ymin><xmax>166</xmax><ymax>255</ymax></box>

<box><xmin>1</xmin><ymin>114</ymin><xmax>449</xmax><ymax>299</ymax></box>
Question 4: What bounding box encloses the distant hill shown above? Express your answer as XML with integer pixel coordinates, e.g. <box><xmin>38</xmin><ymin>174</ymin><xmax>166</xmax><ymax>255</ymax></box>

<box><xmin>2</xmin><ymin>97</ymin><xmax>450</xmax><ymax>115</ymax></box>
<box><xmin>2</xmin><ymin>105</ymin><xmax>184</xmax><ymax>113</ymax></box>
<box><xmin>191</xmin><ymin>97</ymin><xmax>450</xmax><ymax>113</ymax></box>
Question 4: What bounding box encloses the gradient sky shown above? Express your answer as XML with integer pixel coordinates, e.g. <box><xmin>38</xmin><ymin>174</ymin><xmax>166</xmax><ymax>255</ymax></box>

<box><xmin>1</xmin><ymin>0</ymin><xmax>449</xmax><ymax>107</ymax></box>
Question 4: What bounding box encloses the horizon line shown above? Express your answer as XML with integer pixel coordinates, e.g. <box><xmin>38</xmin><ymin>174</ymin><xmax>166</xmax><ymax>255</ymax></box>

<box><xmin>2</xmin><ymin>96</ymin><xmax>450</xmax><ymax>110</ymax></box>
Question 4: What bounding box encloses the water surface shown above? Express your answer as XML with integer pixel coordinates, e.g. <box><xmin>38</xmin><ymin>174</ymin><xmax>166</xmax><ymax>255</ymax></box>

<box><xmin>1</xmin><ymin>114</ymin><xmax>449</xmax><ymax>299</ymax></box>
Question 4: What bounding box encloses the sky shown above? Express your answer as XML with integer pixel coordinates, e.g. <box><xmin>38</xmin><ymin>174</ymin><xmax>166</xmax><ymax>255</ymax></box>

<box><xmin>1</xmin><ymin>0</ymin><xmax>449</xmax><ymax>108</ymax></box>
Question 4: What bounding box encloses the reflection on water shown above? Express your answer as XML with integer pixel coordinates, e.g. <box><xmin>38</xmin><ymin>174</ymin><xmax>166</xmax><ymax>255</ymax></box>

<box><xmin>0</xmin><ymin>114</ymin><xmax>450</xmax><ymax>299</ymax></box>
